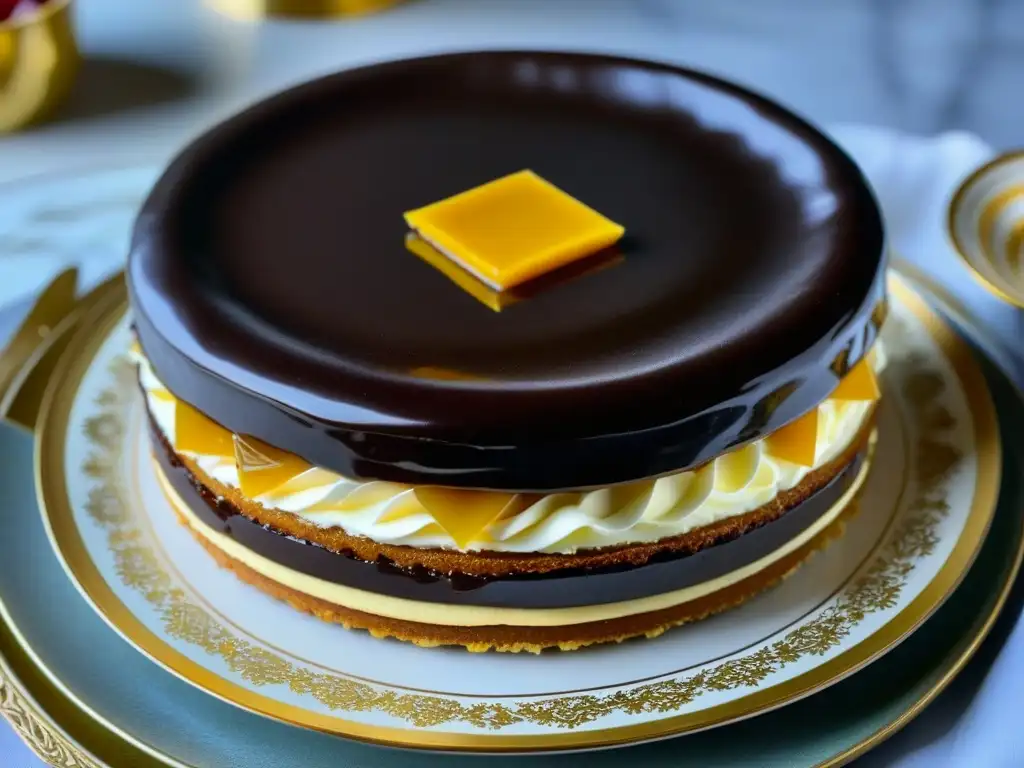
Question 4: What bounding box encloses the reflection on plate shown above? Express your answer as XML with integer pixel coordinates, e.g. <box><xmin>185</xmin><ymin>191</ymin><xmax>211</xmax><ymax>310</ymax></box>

<box><xmin>32</xmin><ymin>275</ymin><xmax>1000</xmax><ymax>752</ymax></box>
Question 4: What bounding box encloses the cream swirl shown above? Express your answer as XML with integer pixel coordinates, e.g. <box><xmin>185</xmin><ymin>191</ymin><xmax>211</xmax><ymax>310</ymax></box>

<box><xmin>138</xmin><ymin>347</ymin><xmax>883</xmax><ymax>554</ymax></box>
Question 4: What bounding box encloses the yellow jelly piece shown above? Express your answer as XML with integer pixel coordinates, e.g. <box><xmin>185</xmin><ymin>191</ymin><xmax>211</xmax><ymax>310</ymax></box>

<box><xmin>403</xmin><ymin>170</ymin><xmax>625</xmax><ymax>291</ymax></box>
<box><xmin>414</xmin><ymin>487</ymin><xmax>515</xmax><ymax>549</ymax></box>
<box><xmin>233</xmin><ymin>434</ymin><xmax>312</xmax><ymax>498</ymax></box>
<box><xmin>831</xmin><ymin>358</ymin><xmax>880</xmax><ymax>401</ymax></box>
<box><xmin>175</xmin><ymin>401</ymin><xmax>235</xmax><ymax>458</ymax></box>
<box><xmin>405</xmin><ymin>233</ymin><xmax>519</xmax><ymax>312</ymax></box>
<box><xmin>765</xmin><ymin>408</ymin><xmax>819</xmax><ymax>467</ymax></box>
<box><xmin>407</xmin><ymin>231</ymin><xmax>624</xmax><ymax>312</ymax></box>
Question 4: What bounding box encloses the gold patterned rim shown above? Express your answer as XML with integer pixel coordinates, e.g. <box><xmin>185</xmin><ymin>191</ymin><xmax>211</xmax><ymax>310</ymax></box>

<box><xmin>0</xmin><ymin>626</ymin><xmax>103</xmax><ymax>767</ymax></box>
<box><xmin>205</xmin><ymin>0</ymin><xmax>407</xmax><ymax>19</ymax></box>
<box><xmin>0</xmin><ymin>275</ymin><xmax>173</xmax><ymax>767</ymax></box>
<box><xmin>0</xmin><ymin>597</ymin><xmax>175</xmax><ymax>768</ymax></box>
<box><xmin>947</xmin><ymin>149</ymin><xmax>1024</xmax><ymax>308</ymax></box>
<box><xmin>33</xmin><ymin>275</ymin><xmax>1001</xmax><ymax>753</ymax></box>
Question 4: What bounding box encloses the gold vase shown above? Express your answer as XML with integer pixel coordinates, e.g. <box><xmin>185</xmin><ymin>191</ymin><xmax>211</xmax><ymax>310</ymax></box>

<box><xmin>0</xmin><ymin>0</ymin><xmax>79</xmax><ymax>133</ymax></box>
<box><xmin>207</xmin><ymin>0</ymin><xmax>407</xmax><ymax>20</ymax></box>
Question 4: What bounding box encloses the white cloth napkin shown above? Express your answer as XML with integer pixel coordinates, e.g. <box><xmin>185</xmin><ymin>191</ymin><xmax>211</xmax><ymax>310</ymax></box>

<box><xmin>0</xmin><ymin>126</ymin><xmax>1020</xmax><ymax>767</ymax></box>
<box><xmin>826</xmin><ymin>128</ymin><xmax>1024</xmax><ymax>768</ymax></box>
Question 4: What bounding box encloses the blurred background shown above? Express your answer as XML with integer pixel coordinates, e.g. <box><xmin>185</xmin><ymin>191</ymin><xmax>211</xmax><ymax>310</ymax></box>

<box><xmin>2</xmin><ymin>0</ymin><xmax>1022</xmax><ymax>173</ymax></box>
<box><xmin>2</xmin><ymin>0</ymin><xmax>1022</xmax><ymax>312</ymax></box>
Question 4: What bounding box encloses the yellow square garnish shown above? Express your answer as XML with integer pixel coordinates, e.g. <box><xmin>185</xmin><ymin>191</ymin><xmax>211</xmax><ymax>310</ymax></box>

<box><xmin>403</xmin><ymin>170</ymin><xmax>625</xmax><ymax>291</ymax></box>
<box><xmin>414</xmin><ymin>488</ymin><xmax>514</xmax><ymax>549</ymax></box>
<box><xmin>765</xmin><ymin>408</ymin><xmax>820</xmax><ymax>467</ymax></box>
<box><xmin>405</xmin><ymin>233</ymin><xmax>518</xmax><ymax>312</ymax></box>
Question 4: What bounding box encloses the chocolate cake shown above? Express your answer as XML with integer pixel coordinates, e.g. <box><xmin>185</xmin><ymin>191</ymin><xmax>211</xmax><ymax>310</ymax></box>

<box><xmin>128</xmin><ymin>51</ymin><xmax>887</xmax><ymax>652</ymax></box>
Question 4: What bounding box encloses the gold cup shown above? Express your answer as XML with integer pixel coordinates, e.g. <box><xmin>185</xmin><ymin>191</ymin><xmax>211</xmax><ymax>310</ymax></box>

<box><xmin>207</xmin><ymin>0</ymin><xmax>407</xmax><ymax>20</ymax></box>
<box><xmin>0</xmin><ymin>0</ymin><xmax>79</xmax><ymax>133</ymax></box>
<box><xmin>947</xmin><ymin>150</ymin><xmax>1024</xmax><ymax>308</ymax></box>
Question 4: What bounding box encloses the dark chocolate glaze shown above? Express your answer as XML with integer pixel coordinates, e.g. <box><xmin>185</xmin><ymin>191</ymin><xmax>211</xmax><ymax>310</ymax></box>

<box><xmin>129</xmin><ymin>51</ymin><xmax>886</xmax><ymax>491</ymax></box>
<box><xmin>155</xmin><ymin>421</ymin><xmax>865</xmax><ymax>610</ymax></box>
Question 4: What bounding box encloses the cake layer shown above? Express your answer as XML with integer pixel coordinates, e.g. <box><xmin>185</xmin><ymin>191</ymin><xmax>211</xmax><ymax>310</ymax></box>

<box><xmin>156</xmin><ymin>442</ymin><xmax>866</xmax><ymax>629</ymax></box>
<box><xmin>139</xmin><ymin>346</ymin><xmax>882</xmax><ymax>554</ymax></box>
<box><xmin>182</xmin><ymin>507</ymin><xmax>854</xmax><ymax>652</ymax></box>
<box><xmin>153</xmin><ymin>417</ymin><xmax>870</xmax><ymax>608</ymax></box>
<box><xmin>128</xmin><ymin>51</ymin><xmax>887</xmax><ymax>490</ymax></box>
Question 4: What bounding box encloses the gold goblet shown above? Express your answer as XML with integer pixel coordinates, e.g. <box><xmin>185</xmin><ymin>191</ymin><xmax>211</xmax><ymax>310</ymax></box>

<box><xmin>947</xmin><ymin>151</ymin><xmax>1024</xmax><ymax>308</ymax></box>
<box><xmin>0</xmin><ymin>0</ymin><xmax>79</xmax><ymax>133</ymax></box>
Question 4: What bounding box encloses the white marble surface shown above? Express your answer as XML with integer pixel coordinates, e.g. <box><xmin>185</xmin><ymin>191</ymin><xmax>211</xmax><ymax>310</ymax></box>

<box><xmin>2</xmin><ymin>1</ymin><xmax>1023</xmax><ymax>765</ymax></box>
<box><xmin>3</xmin><ymin>0</ymin><xmax>1024</xmax><ymax>184</ymax></box>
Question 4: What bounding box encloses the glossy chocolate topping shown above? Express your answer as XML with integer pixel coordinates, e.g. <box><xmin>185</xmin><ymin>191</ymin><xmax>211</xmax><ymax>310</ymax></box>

<box><xmin>155</xmin><ymin>420</ymin><xmax>865</xmax><ymax>610</ymax></box>
<box><xmin>129</xmin><ymin>51</ymin><xmax>886</xmax><ymax>491</ymax></box>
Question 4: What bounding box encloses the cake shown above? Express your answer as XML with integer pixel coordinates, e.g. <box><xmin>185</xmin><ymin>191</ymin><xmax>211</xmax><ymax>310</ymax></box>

<box><xmin>127</xmin><ymin>52</ymin><xmax>887</xmax><ymax>653</ymax></box>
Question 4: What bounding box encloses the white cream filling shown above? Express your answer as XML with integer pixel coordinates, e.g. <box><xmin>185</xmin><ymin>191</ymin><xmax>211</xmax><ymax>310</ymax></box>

<box><xmin>138</xmin><ymin>346</ymin><xmax>884</xmax><ymax>555</ymax></box>
<box><xmin>156</xmin><ymin>453</ymin><xmax>869</xmax><ymax>627</ymax></box>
